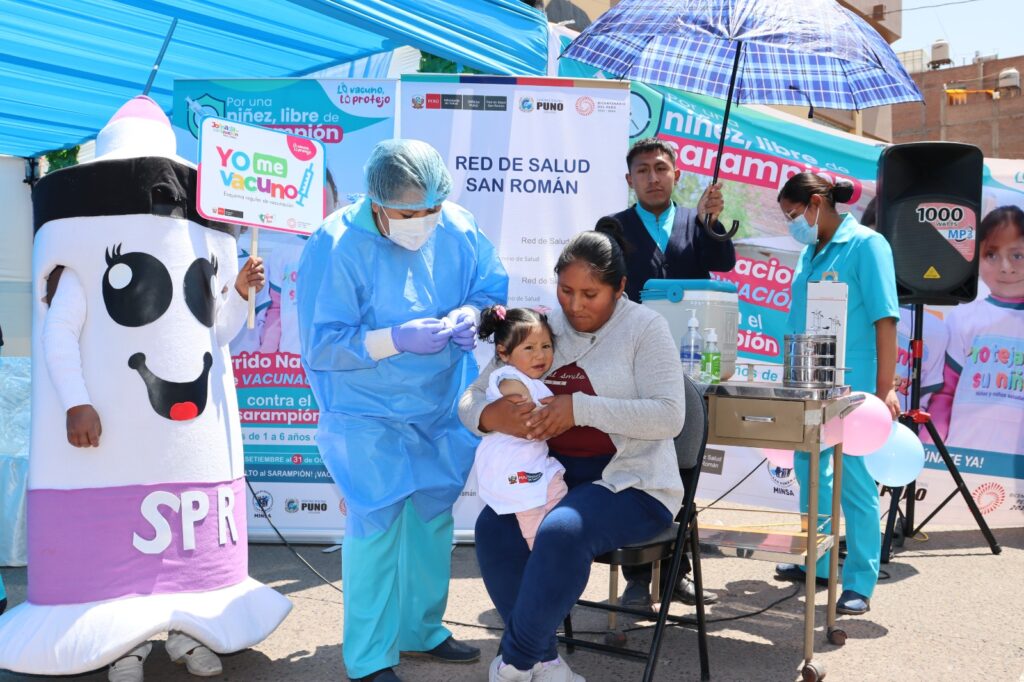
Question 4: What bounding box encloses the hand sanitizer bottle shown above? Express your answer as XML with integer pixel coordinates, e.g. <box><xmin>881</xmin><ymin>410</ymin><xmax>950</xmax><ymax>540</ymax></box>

<box><xmin>701</xmin><ymin>327</ymin><xmax>721</xmax><ymax>384</ymax></box>
<box><xmin>680</xmin><ymin>309</ymin><xmax>703</xmax><ymax>380</ymax></box>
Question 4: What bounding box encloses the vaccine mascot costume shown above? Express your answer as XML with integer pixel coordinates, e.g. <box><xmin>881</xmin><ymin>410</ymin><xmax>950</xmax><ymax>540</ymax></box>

<box><xmin>0</xmin><ymin>96</ymin><xmax>291</xmax><ymax>675</ymax></box>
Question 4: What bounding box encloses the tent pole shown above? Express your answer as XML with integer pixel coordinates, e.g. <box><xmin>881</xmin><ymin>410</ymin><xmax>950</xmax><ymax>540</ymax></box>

<box><xmin>704</xmin><ymin>40</ymin><xmax>743</xmax><ymax>241</ymax></box>
<box><xmin>143</xmin><ymin>17</ymin><xmax>179</xmax><ymax>96</ymax></box>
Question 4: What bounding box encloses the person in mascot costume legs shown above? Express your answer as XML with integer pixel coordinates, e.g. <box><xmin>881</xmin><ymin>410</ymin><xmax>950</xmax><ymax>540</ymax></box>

<box><xmin>0</xmin><ymin>96</ymin><xmax>292</xmax><ymax>681</ymax></box>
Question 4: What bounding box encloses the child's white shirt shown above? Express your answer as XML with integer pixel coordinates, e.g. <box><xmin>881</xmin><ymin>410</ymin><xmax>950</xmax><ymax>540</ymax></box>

<box><xmin>944</xmin><ymin>296</ymin><xmax>1024</xmax><ymax>455</ymax></box>
<box><xmin>475</xmin><ymin>365</ymin><xmax>564</xmax><ymax>514</ymax></box>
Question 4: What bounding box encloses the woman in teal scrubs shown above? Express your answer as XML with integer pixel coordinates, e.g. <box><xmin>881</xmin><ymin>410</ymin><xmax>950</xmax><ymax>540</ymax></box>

<box><xmin>775</xmin><ymin>173</ymin><xmax>899</xmax><ymax>616</ymax></box>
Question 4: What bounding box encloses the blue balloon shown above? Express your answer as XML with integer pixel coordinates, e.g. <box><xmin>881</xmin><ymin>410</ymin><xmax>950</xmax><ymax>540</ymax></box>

<box><xmin>864</xmin><ymin>422</ymin><xmax>926</xmax><ymax>487</ymax></box>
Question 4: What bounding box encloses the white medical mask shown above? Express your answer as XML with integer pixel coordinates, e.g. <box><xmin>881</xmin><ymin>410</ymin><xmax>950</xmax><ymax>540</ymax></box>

<box><xmin>786</xmin><ymin>204</ymin><xmax>820</xmax><ymax>245</ymax></box>
<box><xmin>377</xmin><ymin>210</ymin><xmax>441</xmax><ymax>251</ymax></box>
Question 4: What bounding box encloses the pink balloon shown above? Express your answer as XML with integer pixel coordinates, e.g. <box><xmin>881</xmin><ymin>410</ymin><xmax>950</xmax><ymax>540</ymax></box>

<box><xmin>841</xmin><ymin>391</ymin><xmax>894</xmax><ymax>455</ymax></box>
<box><xmin>762</xmin><ymin>448</ymin><xmax>794</xmax><ymax>468</ymax></box>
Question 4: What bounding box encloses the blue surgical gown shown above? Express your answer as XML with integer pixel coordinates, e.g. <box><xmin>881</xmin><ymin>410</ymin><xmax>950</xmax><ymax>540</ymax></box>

<box><xmin>297</xmin><ymin>197</ymin><xmax>508</xmax><ymax>538</ymax></box>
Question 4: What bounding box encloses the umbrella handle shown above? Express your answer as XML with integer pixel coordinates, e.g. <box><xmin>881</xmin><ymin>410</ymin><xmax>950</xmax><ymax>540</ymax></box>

<box><xmin>703</xmin><ymin>214</ymin><xmax>740</xmax><ymax>241</ymax></box>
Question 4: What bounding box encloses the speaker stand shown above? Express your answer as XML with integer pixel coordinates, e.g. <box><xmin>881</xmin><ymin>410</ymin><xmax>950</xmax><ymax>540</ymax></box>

<box><xmin>880</xmin><ymin>304</ymin><xmax>1001</xmax><ymax>563</ymax></box>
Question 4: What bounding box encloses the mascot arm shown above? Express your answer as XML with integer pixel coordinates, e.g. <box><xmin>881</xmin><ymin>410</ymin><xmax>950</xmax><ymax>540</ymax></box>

<box><xmin>42</xmin><ymin>268</ymin><xmax>92</xmax><ymax>410</ymax></box>
<box><xmin>215</xmin><ymin>285</ymin><xmax>250</xmax><ymax>346</ymax></box>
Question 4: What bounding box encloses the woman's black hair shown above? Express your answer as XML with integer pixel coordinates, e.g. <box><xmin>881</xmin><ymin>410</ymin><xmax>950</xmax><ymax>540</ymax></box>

<box><xmin>978</xmin><ymin>205</ymin><xmax>1024</xmax><ymax>243</ymax></box>
<box><xmin>478</xmin><ymin>306</ymin><xmax>553</xmax><ymax>358</ymax></box>
<box><xmin>778</xmin><ymin>172</ymin><xmax>855</xmax><ymax>209</ymax></box>
<box><xmin>554</xmin><ymin>218</ymin><xmax>629</xmax><ymax>289</ymax></box>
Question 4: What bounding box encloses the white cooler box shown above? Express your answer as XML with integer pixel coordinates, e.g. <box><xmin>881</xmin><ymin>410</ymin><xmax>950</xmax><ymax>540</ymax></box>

<box><xmin>640</xmin><ymin>279</ymin><xmax>739</xmax><ymax>381</ymax></box>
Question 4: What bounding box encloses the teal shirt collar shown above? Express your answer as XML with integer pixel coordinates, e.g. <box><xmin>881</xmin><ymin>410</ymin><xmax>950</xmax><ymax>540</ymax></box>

<box><xmin>635</xmin><ymin>202</ymin><xmax>676</xmax><ymax>252</ymax></box>
<box><xmin>802</xmin><ymin>213</ymin><xmax>861</xmax><ymax>266</ymax></box>
<box><xmin>830</xmin><ymin>213</ymin><xmax>860</xmax><ymax>244</ymax></box>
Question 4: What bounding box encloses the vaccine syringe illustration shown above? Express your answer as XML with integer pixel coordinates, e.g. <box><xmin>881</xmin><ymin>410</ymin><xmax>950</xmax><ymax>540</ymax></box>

<box><xmin>295</xmin><ymin>163</ymin><xmax>314</xmax><ymax>207</ymax></box>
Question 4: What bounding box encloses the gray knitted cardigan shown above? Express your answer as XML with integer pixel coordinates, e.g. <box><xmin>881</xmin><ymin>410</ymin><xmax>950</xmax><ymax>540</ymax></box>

<box><xmin>459</xmin><ymin>297</ymin><xmax>685</xmax><ymax>514</ymax></box>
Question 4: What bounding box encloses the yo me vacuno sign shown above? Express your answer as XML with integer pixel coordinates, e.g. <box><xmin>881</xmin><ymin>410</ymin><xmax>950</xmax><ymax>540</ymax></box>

<box><xmin>197</xmin><ymin>117</ymin><xmax>326</xmax><ymax>235</ymax></box>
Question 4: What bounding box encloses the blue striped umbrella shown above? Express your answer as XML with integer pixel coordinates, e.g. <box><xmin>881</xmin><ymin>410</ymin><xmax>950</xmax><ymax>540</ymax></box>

<box><xmin>562</xmin><ymin>0</ymin><xmax>923</xmax><ymax>238</ymax></box>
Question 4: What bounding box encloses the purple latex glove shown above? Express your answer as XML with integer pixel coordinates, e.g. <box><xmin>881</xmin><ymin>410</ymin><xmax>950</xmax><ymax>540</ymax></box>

<box><xmin>391</xmin><ymin>318</ymin><xmax>453</xmax><ymax>354</ymax></box>
<box><xmin>449</xmin><ymin>313</ymin><xmax>477</xmax><ymax>352</ymax></box>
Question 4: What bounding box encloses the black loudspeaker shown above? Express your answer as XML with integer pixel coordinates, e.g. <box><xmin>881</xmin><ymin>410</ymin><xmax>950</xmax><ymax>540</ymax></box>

<box><xmin>876</xmin><ymin>142</ymin><xmax>983</xmax><ymax>305</ymax></box>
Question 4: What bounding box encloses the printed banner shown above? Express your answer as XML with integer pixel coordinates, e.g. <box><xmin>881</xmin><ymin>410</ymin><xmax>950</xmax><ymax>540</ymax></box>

<box><xmin>398</xmin><ymin>74</ymin><xmax>630</xmax><ymax>530</ymax></box>
<box><xmin>168</xmin><ymin>76</ymin><xmax>1022</xmax><ymax>538</ymax></box>
<box><xmin>197</xmin><ymin>117</ymin><xmax>326</xmax><ymax>234</ymax></box>
<box><xmin>174</xmin><ymin>79</ymin><xmax>398</xmax><ymax>542</ymax></box>
<box><xmin>398</xmin><ymin>74</ymin><xmax>630</xmax><ymax>313</ymax></box>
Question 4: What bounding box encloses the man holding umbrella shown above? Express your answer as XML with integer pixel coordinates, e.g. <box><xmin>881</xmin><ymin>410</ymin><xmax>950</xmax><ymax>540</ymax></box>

<box><xmin>607</xmin><ymin>137</ymin><xmax>735</xmax><ymax>610</ymax></box>
<box><xmin>610</xmin><ymin>137</ymin><xmax>735</xmax><ymax>303</ymax></box>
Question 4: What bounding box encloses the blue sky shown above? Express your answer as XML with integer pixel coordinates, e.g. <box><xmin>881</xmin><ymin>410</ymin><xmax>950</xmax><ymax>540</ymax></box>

<box><xmin>891</xmin><ymin>0</ymin><xmax>1022</xmax><ymax>65</ymax></box>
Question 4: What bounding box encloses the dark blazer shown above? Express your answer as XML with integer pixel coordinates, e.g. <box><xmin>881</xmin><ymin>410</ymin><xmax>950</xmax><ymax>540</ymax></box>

<box><xmin>609</xmin><ymin>204</ymin><xmax>737</xmax><ymax>303</ymax></box>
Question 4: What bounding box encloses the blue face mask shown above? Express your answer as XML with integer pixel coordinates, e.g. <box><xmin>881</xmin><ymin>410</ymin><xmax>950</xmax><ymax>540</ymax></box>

<box><xmin>787</xmin><ymin>205</ymin><xmax>820</xmax><ymax>245</ymax></box>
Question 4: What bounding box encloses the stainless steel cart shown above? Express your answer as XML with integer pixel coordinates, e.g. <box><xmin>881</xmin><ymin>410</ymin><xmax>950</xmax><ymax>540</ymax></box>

<box><xmin>700</xmin><ymin>382</ymin><xmax>863</xmax><ymax>682</ymax></box>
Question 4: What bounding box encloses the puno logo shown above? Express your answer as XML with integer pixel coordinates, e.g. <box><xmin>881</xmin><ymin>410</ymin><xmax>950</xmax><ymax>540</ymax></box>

<box><xmin>519</xmin><ymin>96</ymin><xmax>535</xmax><ymax>113</ymax></box>
<box><xmin>285</xmin><ymin>498</ymin><xmax>300</xmax><ymax>513</ymax></box>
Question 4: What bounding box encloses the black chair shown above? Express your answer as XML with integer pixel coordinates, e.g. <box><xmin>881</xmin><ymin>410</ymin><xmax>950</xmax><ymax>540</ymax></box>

<box><xmin>559</xmin><ymin>375</ymin><xmax>711</xmax><ymax>682</ymax></box>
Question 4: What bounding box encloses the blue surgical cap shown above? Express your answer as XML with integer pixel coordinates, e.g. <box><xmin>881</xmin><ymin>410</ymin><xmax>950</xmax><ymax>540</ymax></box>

<box><xmin>364</xmin><ymin>139</ymin><xmax>453</xmax><ymax>210</ymax></box>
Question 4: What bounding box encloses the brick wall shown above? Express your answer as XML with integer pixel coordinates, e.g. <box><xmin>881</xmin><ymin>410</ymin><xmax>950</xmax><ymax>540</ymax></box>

<box><xmin>892</xmin><ymin>56</ymin><xmax>1024</xmax><ymax>158</ymax></box>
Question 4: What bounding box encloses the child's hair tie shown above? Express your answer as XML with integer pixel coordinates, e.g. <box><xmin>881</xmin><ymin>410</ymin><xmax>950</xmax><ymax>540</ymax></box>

<box><xmin>533</xmin><ymin>305</ymin><xmax>551</xmax><ymax>315</ymax></box>
<box><xmin>494</xmin><ymin>305</ymin><xmax>506</xmax><ymax>321</ymax></box>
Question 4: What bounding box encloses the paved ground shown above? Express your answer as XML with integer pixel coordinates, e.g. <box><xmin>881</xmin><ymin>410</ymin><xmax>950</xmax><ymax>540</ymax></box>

<box><xmin>1</xmin><ymin>510</ymin><xmax>1022</xmax><ymax>682</ymax></box>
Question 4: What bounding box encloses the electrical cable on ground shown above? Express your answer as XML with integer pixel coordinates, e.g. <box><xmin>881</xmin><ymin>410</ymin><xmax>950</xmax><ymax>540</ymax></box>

<box><xmin>247</xmin><ymin>455</ymin><xmax>865</xmax><ymax>633</ymax></box>
<box><xmin>246</xmin><ymin>478</ymin><xmax>343</xmax><ymax>594</ymax></box>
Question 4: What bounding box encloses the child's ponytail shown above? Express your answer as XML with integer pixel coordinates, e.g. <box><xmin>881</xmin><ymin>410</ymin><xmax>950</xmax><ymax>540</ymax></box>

<box><xmin>478</xmin><ymin>304</ymin><xmax>508</xmax><ymax>342</ymax></box>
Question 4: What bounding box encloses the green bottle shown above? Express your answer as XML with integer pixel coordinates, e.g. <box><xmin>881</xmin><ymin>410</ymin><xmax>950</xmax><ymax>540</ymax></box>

<box><xmin>700</xmin><ymin>328</ymin><xmax>721</xmax><ymax>384</ymax></box>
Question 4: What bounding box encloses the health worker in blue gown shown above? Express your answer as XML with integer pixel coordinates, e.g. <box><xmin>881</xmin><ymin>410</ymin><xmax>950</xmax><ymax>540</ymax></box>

<box><xmin>297</xmin><ymin>139</ymin><xmax>508</xmax><ymax>682</ymax></box>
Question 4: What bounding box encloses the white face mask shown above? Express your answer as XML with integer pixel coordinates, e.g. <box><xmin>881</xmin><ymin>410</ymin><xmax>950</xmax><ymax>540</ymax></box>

<box><xmin>377</xmin><ymin>210</ymin><xmax>441</xmax><ymax>251</ymax></box>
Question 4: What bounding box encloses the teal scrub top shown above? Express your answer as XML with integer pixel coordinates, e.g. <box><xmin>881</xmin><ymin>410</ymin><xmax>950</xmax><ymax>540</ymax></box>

<box><xmin>787</xmin><ymin>213</ymin><xmax>900</xmax><ymax>393</ymax></box>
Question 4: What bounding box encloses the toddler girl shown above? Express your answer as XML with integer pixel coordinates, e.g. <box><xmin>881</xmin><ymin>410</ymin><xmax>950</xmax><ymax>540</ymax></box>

<box><xmin>475</xmin><ymin>305</ymin><xmax>567</xmax><ymax>549</ymax></box>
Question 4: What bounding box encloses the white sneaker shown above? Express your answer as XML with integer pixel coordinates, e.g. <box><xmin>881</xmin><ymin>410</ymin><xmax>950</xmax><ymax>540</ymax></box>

<box><xmin>165</xmin><ymin>631</ymin><xmax>223</xmax><ymax>677</ymax></box>
<box><xmin>108</xmin><ymin>642</ymin><xmax>152</xmax><ymax>682</ymax></box>
<box><xmin>488</xmin><ymin>655</ymin><xmax>540</xmax><ymax>681</ymax></box>
<box><xmin>533</xmin><ymin>656</ymin><xmax>585</xmax><ymax>682</ymax></box>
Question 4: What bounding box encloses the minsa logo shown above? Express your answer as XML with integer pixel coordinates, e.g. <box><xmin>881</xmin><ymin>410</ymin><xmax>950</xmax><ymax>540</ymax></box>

<box><xmin>519</xmin><ymin>96</ymin><xmax>535</xmax><ymax>112</ymax></box>
<box><xmin>285</xmin><ymin>498</ymin><xmax>299</xmax><ymax>514</ymax></box>
<box><xmin>253</xmin><ymin>490</ymin><xmax>274</xmax><ymax>513</ymax></box>
<box><xmin>411</xmin><ymin>95</ymin><xmax>425</xmax><ymax>109</ymax></box>
<box><xmin>766</xmin><ymin>462</ymin><xmax>795</xmax><ymax>491</ymax></box>
<box><xmin>518</xmin><ymin>471</ymin><xmax>543</xmax><ymax>484</ymax></box>
<box><xmin>426</xmin><ymin>93</ymin><xmax>442</xmax><ymax>109</ymax></box>
<box><xmin>972</xmin><ymin>482</ymin><xmax>1006</xmax><ymax>515</ymax></box>
<box><xmin>575</xmin><ymin>96</ymin><xmax>595</xmax><ymax>116</ymax></box>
